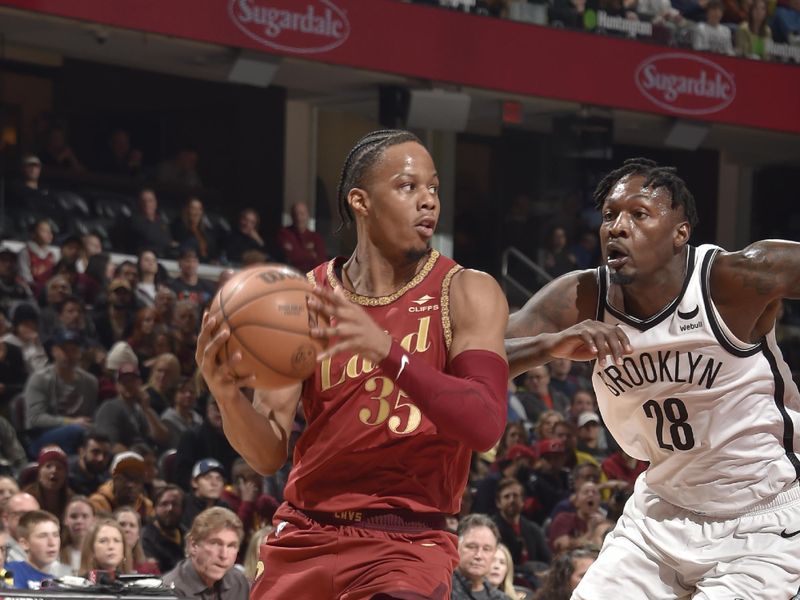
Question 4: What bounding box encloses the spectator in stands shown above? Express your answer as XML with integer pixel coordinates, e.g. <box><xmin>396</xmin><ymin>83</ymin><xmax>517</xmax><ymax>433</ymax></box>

<box><xmin>518</xmin><ymin>366</ymin><xmax>570</xmax><ymax>423</ymax></box>
<box><xmin>277</xmin><ymin>202</ymin><xmax>327</xmax><ymax>273</ymax></box>
<box><xmin>527</xmin><ymin>439</ymin><xmax>571</xmax><ymax>524</ymax></box>
<box><xmin>548</xmin><ymin>358</ymin><xmax>581</xmax><ymax>401</ymax></box>
<box><xmin>494</xmin><ymin>422</ymin><xmax>529</xmax><ymax>467</ymax></box>
<box><xmin>693</xmin><ymin>0</ymin><xmax>735</xmax><ymax>53</ymax></box>
<box><xmin>171</xmin><ymin>301</ymin><xmax>200</xmax><ymax>376</ymax></box>
<box><xmin>18</xmin><ymin>218</ymin><xmax>56</xmax><ymax>292</ymax></box>
<box><xmin>601</xmin><ymin>448</ymin><xmax>647</xmax><ymax>492</ymax></box>
<box><xmin>452</xmin><ymin>514</ymin><xmax>513</xmax><ymax>600</ymax></box>
<box><xmin>736</xmin><ymin>0</ymin><xmax>770</xmax><ymax>57</ymax></box>
<box><xmin>135</xmin><ymin>250</ymin><xmax>163</xmax><ymax>307</ymax></box>
<box><xmin>141</xmin><ymin>485</ymin><xmax>185</xmax><ymax>573</ymax></box>
<box><xmin>7</xmin><ymin>510</ymin><xmax>67</xmax><ymax>589</ymax></box>
<box><xmin>169</xmin><ymin>248</ymin><xmax>215</xmax><ymax>311</ymax></box>
<box><xmin>489</xmin><ymin>543</ymin><xmax>534</xmax><ymax>600</ymax></box>
<box><xmin>722</xmin><ymin>0</ymin><xmax>749</xmax><ymax>24</ymax></box>
<box><xmin>37</xmin><ymin>275</ymin><xmax>71</xmax><ymax>339</ymax></box>
<box><xmin>4</xmin><ymin>492</ymin><xmax>40</xmax><ymax>563</ymax></box>
<box><xmin>60</xmin><ymin>496</ymin><xmax>95</xmax><ymax>574</ymax></box>
<box><xmin>143</xmin><ymin>353</ymin><xmax>180</xmax><ymax>416</ymax></box>
<box><xmin>182</xmin><ymin>459</ymin><xmax>231</xmax><ymax>530</ymax></box>
<box><xmin>493</xmin><ymin>478</ymin><xmax>551</xmax><ymax>570</ymax></box>
<box><xmin>473</xmin><ymin>444</ymin><xmax>537</xmax><ymax>516</ymax></box>
<box><xmin>0</xmin><ymin>415</ymin><xmax>26</xmax><ymax>472</ymax></box>
<box><xmin>771</xmin><ymin>0</ymin><xmax>800</xmax><ymax>43</ymax></box>
<box><xmin>158</xmin><ymin>147</ymin><xmax>203</xmax><ymax>188</ymax></box>
<box><xmin>533</xmin><ymin>548</ymin><xmax>598</xmax><ymax>600</ymax></box>
<box><xmin>547</xmin><ymin>480</ymin><xmax>605</xmax><ymax>553</ymax></box>
<box><xmin>129</xmin><ymin>189</ymin><xmax>174</xmax><ymax>257</ymax></box>
<box><xmin>533</xmin><ymin>410</ymin><xmax>565</xmax><ymax>443</ymax></box>
<box><xmin>549</xmin><ymin>462</ymin><xmax>603</xmax><ymax>520</ymax></box>
<box><xmin>171</xmin><ymin>198</ymin><xmax>218</xmax><ymax>262</ymax></box>
<box><xmin>242</xmin><ymin>525</ymin><xmax>272</xmax><ymax>583</ymax></box>
<box><xmin>40</xmin><ymin>126</ymin><xmax>84</xmax><ymax>172</ymax></box>
<box><xmin>537</xmin><ymin>226</ymin><xmax>576</xmax><ymax>279</ymax></box>
<box><xmin>0</xmin><ymin>312</ymin><xmax>28</xmax><ymax>412</ymax></box>
<box><xmin>25</xmin><ymin>327</ymin><xmax>97</xmax><ymax>455</ymax></box>
<box><xmin>24</xmin><ymin>445</ymin><xmax>74</xmax><ymax>522</ymax></box>
<box><xmin>52</xmin><ymin>296</ymin><xmax>89</xmax><ymax>341</ymax></box>
<box><xmin>99</xmin><ymin>128</ymin><xmax>143</xmax><ymax>178</ymax></box>
<box><xmin>94</xmin><ymin>363</ymin><xmax>169</xmax><ymax>452</ymax></box>
<box><xmin>114</xmin><ymin>261</ymin><xmax>139</xmax><ymax>293</ymax></box>
<box><xmin>575</xmin><ymin>412</ymin><xmax>607</xmax><ymax>460</ymax></box>
<box><xmin>92</xmin><ymin>278</ymin><xmax>136</xmax><ymax>350</ymax></box>
<box><xmin>81</xmin><ymin>234</ymin><xmax>103</xmax><ymax>262</ymax></box>
<box><xmin>78</xmin><ymin>517</ymin><xmax>127</xmax><ymax>576</ymax></box>
<box><xmin>113</xmin><ymin>506</ymin><xmax>160</xmax><ymax>574</ymax></box>
<box><xmin>0</xmin><ymin>478</ymin><xmax>19</xmax><ymax>509</ymax></box>
<box><xmin>0</xmin><ymin>246</ymin><xmax>34</xmax><ymax>316</ymax></box>
<box><xmin>68</xmin><ymin>431</ymin><xmax>112</xmax><ymax>497</ymax></box>
<box><xmin>89</xmin><ymin>451</ymin><xmax>153</xmax><ymax>520</ymax></box>
<box><xmin>161</xmin><ymin>376</ymin><xmax>202</xmax><ymax>448</ymax></box>
<box><xmin>153</xmin><ymin>285</ymin><xmax>177</xmax><ymax>328</ymax></box>
<box><xmin>174</xmin><ymin>397</ymin><xmax>239</xmax><ymax>491</ymax></box>
<box><xmin>9</xmin><ymin>154</ymin><xmax>50</xmax><ymax>210</ymax></box>
<box><xmin>226</xmin><ymin>208</ymin><xmax>276</xmax><ymax>265</ymax></box>
<box><xmin>162</xmin><ymin>507</ymin><xmax>248</xmax><ymax>600</ymax></box>
<box><xmin>82</xmin><ymin>252</ymin><xmax>113</xmax><ymax>307</ymax></box>
<box><xmin>221</xmin><ymin>458</ymin><xmax>277</xmax><ymax>551</ymax></box>
<box><xmin>550</xmin><ymin>0</ymin><xmax>587</xmax><ymax>29</ymax></box>
<box><xmin>5</xmin><ymin>303</ymin><xmax>48</xmax><ymax>375</ymax></box>
<box><xmin>127</xmin><ymin>308</ymin><xmax>159</xmax><ymax>367</ymax></box>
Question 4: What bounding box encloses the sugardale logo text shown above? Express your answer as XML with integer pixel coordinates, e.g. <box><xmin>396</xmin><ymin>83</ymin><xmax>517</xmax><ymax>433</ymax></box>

<box><xmin>635</xmin><ymin>53</ymin><xmax>736</xmax><ymax>116</ymax></box>
<box><xmin>228</xmin><ymin>0</ymin><xmax>350</xmax><ymax>54</ymax></box>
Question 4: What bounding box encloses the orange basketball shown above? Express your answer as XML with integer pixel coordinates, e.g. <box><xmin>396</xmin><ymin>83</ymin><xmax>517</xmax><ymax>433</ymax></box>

<box><xmin>208</xmin><ymin>264</ymin><xmax>324</xmax><ymax>390</ymax></box>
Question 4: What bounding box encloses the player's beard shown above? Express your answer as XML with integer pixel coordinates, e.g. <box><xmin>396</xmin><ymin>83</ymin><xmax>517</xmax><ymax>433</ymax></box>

<box><xmin>405</xmin><ymin>244</ymin><xmax>430</xmax><ymax>265</ymax></box>
<box><xmin>610</xmin><ymin>270</ymin><xmax>634</xmax><ymax>285</ymax></box>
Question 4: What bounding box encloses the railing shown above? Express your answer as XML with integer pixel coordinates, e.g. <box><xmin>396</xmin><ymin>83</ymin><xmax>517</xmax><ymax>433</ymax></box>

<box><xmin>500</xmin><ymin>246</ymin><xmax>553</xmax><ymax>307</ymax></box>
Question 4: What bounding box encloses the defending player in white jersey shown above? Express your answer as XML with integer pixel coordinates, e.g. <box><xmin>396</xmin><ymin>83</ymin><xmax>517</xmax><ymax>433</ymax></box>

<box><xmin>505</xmin><ymin>158</ymin><xmax>800</xmax><ymax>600</ymax></box>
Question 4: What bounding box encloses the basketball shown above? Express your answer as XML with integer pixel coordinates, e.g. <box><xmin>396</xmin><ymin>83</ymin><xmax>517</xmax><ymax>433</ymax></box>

<box><xmin>208</xmin><ymin>264</ymin><xmax>325</xmax><ymax>390</ymax></box>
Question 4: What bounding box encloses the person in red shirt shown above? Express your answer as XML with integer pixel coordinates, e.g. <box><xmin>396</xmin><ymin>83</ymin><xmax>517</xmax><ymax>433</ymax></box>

<box><xmin>276</xmin><ymin>202</ymin><xmax>327</xmax><ymax>273</ymax></box>
<box><xmin>197</xmin><ymin>129</ymin><xmax>509</xmax><ymax>600</ymax></box>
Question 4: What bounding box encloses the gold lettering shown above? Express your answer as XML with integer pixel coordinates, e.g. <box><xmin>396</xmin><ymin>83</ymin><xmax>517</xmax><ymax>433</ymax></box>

<box><xmin>320</xmin><ymin>357</ymin><xmax>346</xmax><ymax>391</ymax></box>
<box><xmin>401</xmin><ymin>316</ymin><xmax>431</xmax><ymax>354</ymax></box>
<box><xmin>345</xmin><ymin>355</ymin><xmax>376</xmax><ymax>379</ymax></box>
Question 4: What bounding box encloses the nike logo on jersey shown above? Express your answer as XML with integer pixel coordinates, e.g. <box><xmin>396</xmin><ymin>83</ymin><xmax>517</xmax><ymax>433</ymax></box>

<box><xmin>780</xmin><ymin>528</ymin><xmax>800</xmax><ymax>539</ymax></box>
<box><xmin>397</xmin><ymin>354</ymin><xmax>410</xmax><ymax>379</ymax></box>
<box><xmin>677</xmin><ymin>305</ymin><xmax>699</xmax><ymax>320</ymax></box>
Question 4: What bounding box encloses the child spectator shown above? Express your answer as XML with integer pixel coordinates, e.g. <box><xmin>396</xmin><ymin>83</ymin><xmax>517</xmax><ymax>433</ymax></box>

<box><xmin>113</xmin><ymin>506</ymin><xmax>160</xmax><ymax>575</ymax></box>
<box><xmin>60</xmin><ymin>496</ymin><xmax>95</xmax><ymax>574</ymax></box>
<box><xmin>7</xmin><ymin>510</ymin><xmax>69</xmax><ymax>589</ymax></box>
<box><xmin>692</xmin><ymin>0</ymin><xmax>735</xmax><ymax>54</ymax></box>
<box><xmin>181</xmin><ymin>459</ymin><xmax>231</xmax><ymax>530</ymax></box>
<box><xmin>18</xmin><ymin>219</ymin><xmax>56</xmax><ymax>292</ymax></box>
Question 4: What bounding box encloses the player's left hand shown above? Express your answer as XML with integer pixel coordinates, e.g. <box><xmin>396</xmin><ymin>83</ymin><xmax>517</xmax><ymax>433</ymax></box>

<box><xmin>549</xmin><ymin>319</ymin><xmax>633</xmax><ymax>367</ymax></box>
<box><xmin>308</xmin><ymin>286</ymin><xmax>392</xmax><ymax>363</ymax></box>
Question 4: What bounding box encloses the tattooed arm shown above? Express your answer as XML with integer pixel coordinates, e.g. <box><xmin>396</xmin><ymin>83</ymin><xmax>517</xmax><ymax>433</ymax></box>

<box><xmin>505</xmin><ymin>270</ymin><xmax>631</xmax><ymax>377</ymax></box>
<box><xmin>711</xmin><ymin>240</ymin><xmax>800</xmax><ymax>343</ymax></box>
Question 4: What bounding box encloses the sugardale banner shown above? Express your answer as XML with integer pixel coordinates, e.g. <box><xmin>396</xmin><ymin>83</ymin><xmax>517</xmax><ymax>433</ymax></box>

<box><xmin>4</xmin><ymin>0</ymin><xmax>800</xmax><ymax>134</ymax></box>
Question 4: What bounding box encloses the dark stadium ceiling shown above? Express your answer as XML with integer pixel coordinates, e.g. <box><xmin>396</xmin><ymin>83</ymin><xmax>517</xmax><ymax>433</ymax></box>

<box><xmin>0</xmin><ymin>7</ymin><xmax>798</xmax><ymax>166</ymax></box>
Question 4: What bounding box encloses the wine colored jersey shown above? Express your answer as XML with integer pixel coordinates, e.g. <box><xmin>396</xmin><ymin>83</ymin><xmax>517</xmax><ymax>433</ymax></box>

<box><xmin>283</xmin><ymin>250</ymin><xmax>469</xmax><ymax>515</ymax></box>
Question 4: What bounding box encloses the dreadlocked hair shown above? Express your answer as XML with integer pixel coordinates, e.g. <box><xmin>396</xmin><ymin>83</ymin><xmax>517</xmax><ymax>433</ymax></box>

<box><xmin>592</xmin><ymin>158</ymin><xmax>699</xmax><ymax>228</ymax></box>
<box><xmin>335</xmin><ymin>129</ymin><xmax>423</xmax><ymax>227</ymax></box>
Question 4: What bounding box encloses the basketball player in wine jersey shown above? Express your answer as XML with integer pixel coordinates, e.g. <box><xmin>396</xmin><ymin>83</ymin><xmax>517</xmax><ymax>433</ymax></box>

<box><xmin>196</xmin><ymin>130</ymin><xmax>509</xmax><ymax>599</ymax></box>
<box><xmin>506</xmin><ymin>158</ymin><xmax>800</xmax><ymax>599</ymax></box>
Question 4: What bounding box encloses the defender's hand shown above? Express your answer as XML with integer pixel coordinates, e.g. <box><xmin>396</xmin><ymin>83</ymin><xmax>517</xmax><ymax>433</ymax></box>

<box><xmin>549</xmin><ymin>319</ymin><xmax>632</xmax><ymax>367</ymax></box>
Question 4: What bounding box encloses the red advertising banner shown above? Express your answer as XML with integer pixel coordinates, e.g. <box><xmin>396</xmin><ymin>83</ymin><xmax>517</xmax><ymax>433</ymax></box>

<box><xmin>3</xmin><ymin>0</ymin><xmax>799</xmax><ymax>133</ymax></box>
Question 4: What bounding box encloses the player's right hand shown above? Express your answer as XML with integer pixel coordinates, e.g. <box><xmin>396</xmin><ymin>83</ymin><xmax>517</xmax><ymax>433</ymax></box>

<box><xmin>196</xmin><ymin>312</ymin><xmax>257</xmax><ymax>401</ymax></box>
<box><xmin>549</xmin><ymin>319</ymin><xmax>633</xmax><ymax>367</ymax></box>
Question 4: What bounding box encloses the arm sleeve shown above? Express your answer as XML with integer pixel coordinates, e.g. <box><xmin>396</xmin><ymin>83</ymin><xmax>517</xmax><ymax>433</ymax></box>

<box><xmin>24</xmin><ymin>373</ymin><xmax>64</xmax><ymax>430</ymax></box>
<box><xmin>379</xmin><ymin>341</ymin><xmax>508</xmax><ymax>452</ymax></box>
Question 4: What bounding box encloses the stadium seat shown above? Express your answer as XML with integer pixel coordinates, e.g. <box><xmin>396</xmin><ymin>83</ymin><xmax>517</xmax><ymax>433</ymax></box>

<box><xmin>55</xmin><ymin>191</ymin><xmax>91</xmax><ymax>218</ymax></box>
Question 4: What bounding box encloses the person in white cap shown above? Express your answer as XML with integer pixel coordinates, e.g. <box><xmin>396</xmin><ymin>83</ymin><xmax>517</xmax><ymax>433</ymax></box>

<box><xmin>88</xmin><ymin>451</ymin><xmax>153</xmax><ymax>520</ymax></box>
<box><xmin>182</xmin><ymin>459</ymin><xmax>231</xmax><ymax>531</ymax></box>
<box><xmin>575</xmin><ymin>412</ymin><xmax>607</xmax><ymax>461</ymax></box>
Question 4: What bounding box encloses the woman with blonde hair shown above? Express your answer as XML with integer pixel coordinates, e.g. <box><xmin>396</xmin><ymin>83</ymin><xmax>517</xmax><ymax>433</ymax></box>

<box><xmin>534</xmin><ymin>410</ymin><xmax>564</xmax><ymax>442</ymax></box>
<box><xmin>144</xmin><ymin>352</ymin><xmax>180</xmax><ymax>414</ymax></box>
<box><xmin>79</xmin><ymin>517</ymin><xmax>129</xmax><ymax>576</ymax></box>
<box><xmin>243</xmin><ymin>525</ymin><xmax>274</xmax><ymax>582</ymax></box>
<box><xmin>488</xmin><ymin>543</ymin><xmax>519</xmax><ymax>598</ymax></box>
<box><xmin>114</xmin><ymin>506</ymin><xmax>160</xmax><ymax>574</ymax></box>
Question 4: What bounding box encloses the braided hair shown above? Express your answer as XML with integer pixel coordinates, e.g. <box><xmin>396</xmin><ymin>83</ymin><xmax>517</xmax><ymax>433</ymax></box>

<box><xmin>335</xmin><ymin>129</ymin><xmax>423</xmax><ymax>227</ymax></box>
<box><xmin>592</xmin><ymin>158</ymin><xmax>699</xmax><ymax>228</ymax></box>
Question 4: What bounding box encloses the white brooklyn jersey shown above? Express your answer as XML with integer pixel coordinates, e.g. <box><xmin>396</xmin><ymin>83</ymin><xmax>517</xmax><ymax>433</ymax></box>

<box><xmin>594</xmin><ymin>244</ymin><xmax>800</xmax><ymax>515</ymax></box>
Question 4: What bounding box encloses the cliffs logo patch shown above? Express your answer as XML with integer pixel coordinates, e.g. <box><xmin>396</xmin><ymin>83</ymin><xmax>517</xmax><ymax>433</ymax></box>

<box><xmin>634</xmin><ymin>53</ymin><xmax>736</xmax><ymax>116</ymax></box>
<box><xmin>228</xmin><ymin>0</ymin><xmax>350</xmax><ymax>54</ymax></box>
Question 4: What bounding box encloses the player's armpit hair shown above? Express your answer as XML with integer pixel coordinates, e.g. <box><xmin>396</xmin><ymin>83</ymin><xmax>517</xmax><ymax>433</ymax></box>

<box><xmin>379</xmin><ymin>341</ymin><xmax>508</xmax><ymax>451</ymax></box>
<box><xmin>335</xmin><ymin>129</ymin><xmax>423</xmax><ymax>228</ymax></box>
<box><xmin>592</xmin><ymin>157</ymin><xmax>698</xmax><ymax>228</ymax></box>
